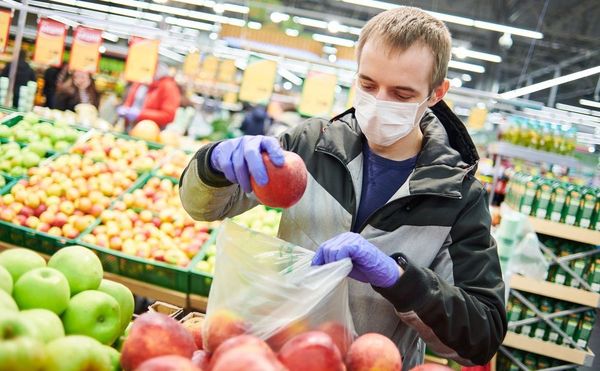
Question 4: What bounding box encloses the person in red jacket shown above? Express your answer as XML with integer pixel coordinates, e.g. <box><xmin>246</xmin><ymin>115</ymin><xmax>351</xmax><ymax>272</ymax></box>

<box><xmin>118</xmin><ymin>62</ymin><xmax>181</xmax><ymax>128</ymax></box>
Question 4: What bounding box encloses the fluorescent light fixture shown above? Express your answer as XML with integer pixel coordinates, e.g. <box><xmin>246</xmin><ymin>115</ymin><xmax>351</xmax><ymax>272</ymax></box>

<box><xmin>293</xmin><ymin>16</ymin><xmax>328</xmax><ymax>29</ymax></box>
<box><xmin>448</xmin><ymin>60</ymin><xmax>485</xmax><ymax>73</ymax></box>
<box><xmin>48</xmin><ymin>15</ymin><xmax>78</xmax><ymax>28</ymax></box>
<box><xmin>473</xmin><ymin>21</ymin><xmax>542</xmax><ymax>40</ymax></box>
<box><xmin>165</xmin><ymin>17</ymin><xmax>213</xmax><ymax>31</ymax></box>
<box><xmin>451</xmin><ymin>47</ymin><xmax>501</xmax><ymax>63</ymax></box>
<box><xmin>171</xmin><ymin>0</ymin><xmax>216</xmax><ymax>8</ymax></box>
<box><xmin>339</xmin><ymin>0</ymin><xmax>543</xmax><ymax>39</ymax></box>
<box><xmin>312</xmin><ymin>33</ymin><xmax>355</xmax><ymax>47</ymax></box>
<box><xmin>579</xmin><ymin>99</ymin><xmax>600</xmax><ymax>109</ymax></box>
<box><xmin>501</xmin><ymin>66</ymin><xmax>600</xmax><ymax>99</ymax></box>
<box><xmin>271</xmin><ymin>12</ymin><xmax>290</xmax><ymax>23</ymax></box>
<box><xmin>328</xmin><ymin>20</ymin><xmax>341</xmax><ymax>33</ymax></box>
<box><xmin>348</xmin><ymin>26</ymin><xmax>362</xmax><ymax>36</ymax></box>
<box><xmin>247</xmin><ymin>21</ymin><xmax>262</xmax><ymax>30</ymax></box>
<box><xmin>221</xmin><ymin>3</ymin><xmax>249</xmax><ymax>14</ymax></box>
<box><xmin>159</xmin><ymin>47</ymin><xmax>184</xmax><ymax>62</ymax></box>
<box><xmin>285</xmin><ymin>28</ymin><xmax>299</xmax><ymax>37</ymax></box>
<box><xmin>556</xmin><ymin>103</ymin><xmax>594</xmax><ymax>115</ymax></box>
<box><xmin>101</xmin><ymin>31</ymin><xmax>119</xmax><ymax>42</ymax></box>
<box><xmin>278</xmin><ymin>68</ymin><xmax>303</xmax><ymax>86</ymax></box>
<box><xmin>213</xmin><ymin>3</ymin><xmax>224</xmax><ymax>14</ymax></box>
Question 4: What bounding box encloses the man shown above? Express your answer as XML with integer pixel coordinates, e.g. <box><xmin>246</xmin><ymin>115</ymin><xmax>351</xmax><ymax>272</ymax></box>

<box><xmin>180</xmin><ymin>7</ymin><xmax>506</xmax><ymax>369</ymax></box>
<box><xmin>1</xmin><ymin>49</ymin><xmax>36</xmax><ymax>108</ymax></box>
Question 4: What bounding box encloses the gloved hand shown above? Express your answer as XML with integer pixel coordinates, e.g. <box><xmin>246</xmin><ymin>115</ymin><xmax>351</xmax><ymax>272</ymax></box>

<box><xmin>312</xmin><ymin>232</ymin><xmax>401</xmax><ymax>288</ymax></box>
<box><xmin>125</xmin><ymin>107</ymin><xmax>140</xmax><ymax>122</ymax></box>
<box><xmin>116</xmin><ymin>106</ymin><xmax>129</xmax><ymax>117</ymax></box>
<box><xmin>210</xmin><ymin>135</ymin><xmax>285</xmax><ymax>193</ymax></box>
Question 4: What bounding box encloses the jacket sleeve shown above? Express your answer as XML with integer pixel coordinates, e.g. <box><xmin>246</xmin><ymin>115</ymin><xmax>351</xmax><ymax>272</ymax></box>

<box><xmin>137</xmin><ymin>80</ymin><xmax>181</xmax><ymax>127</ymax></box>
<box><xmin>374</xmin><ymin>186</ymin><xmax>507</xmax><ymax>365</ymax></box>
<box><xmin>123</xmin><ymin>84</ymin><xmax>138</xmax><ymax>108</ymax></box>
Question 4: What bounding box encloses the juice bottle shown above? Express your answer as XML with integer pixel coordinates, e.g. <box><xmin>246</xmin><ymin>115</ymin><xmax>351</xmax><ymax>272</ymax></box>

<box><xmin>535</xmin><ymin>179</ymin><xmax>553</xmax><ymax>219</ymax></box>
<box><xmin>520</xmin><ymin>176</ymin><xmax>539</xmax><ymax>216</ymax></box>
<box><xmin>550</xmin><ymin>182</ymin><xmax>568</xmax><ymax>223</ymax></box>
<box><xmin>593</xmin><ymin>188</ymin><xmax>600</xmax><ymax>231</ymax></box>
<box><xmin>578</xmin><ymin>187</ymin><xmax>596</xmax><ymax>229</ymax></box>
<box><xmin>564</xmin><ymin>184</ymin><xmax>583</xmax><ymax>226</ymax></box>
<box><xmin>548</xmin><ymin>301</ymin><xmax>567</xmax><ymax>344</ymax></box>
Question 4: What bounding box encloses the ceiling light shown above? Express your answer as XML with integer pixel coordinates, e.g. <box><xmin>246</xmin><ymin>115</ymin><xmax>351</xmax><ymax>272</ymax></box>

<box><xmin>278</xmin><ymin>68</ymin><xmax>303</xmax><ymax>86</ymax></box>
<box><xmin>48</xmin><ymin>15</ymin><xmax>78</xmax><ymax>28</ymax></box>
<box><xmin>448</xmin><ymin>60</ymin><xmax>485</xmax><ymax>73</ymax></box>
<box><xmin>328</xmin><ymin>20</ymin><xmax>341</xmax><ymax>34</ymax></box>
<box><xmin>579</xmin><ymin>99</ymin><xmax>600</xmax><ymax>109</ymax></box>
<box><xmin>283</xmin><ymin>81</ymin><xmax>293</xmax><ymax>90</ymax></box>
<box><xmin>213</xmin><ymin>3</ymin><xmax>224</xmax><ymax>14</ymax></box>
<box><xmin>312</xmin><ymin>33</ymin><xmax>355</xmax><ymax>48</ymax></box>
<box><xmin>328</xmin><ymin>54</ymin><xmax>337</xmax><ymax>63</ymax></box>
<box><xmin>221</xmin><ymin>3</ymin><xmax>249</xmax><ymax>14</ymax></box>
<box><xmin>101</xmin><ymin>31</ymin><xmax>119</xmax><ymax>42</ymax></box>
<box><xmin>159</xmin><ymin>47</ymin><xmax>184</xmax><ymax>62</ymax></box>
<box><xmin>450</xmin><ymin>78</ymin><xmax>463</xmax><ymax>88</ymax></box>
<box><xmin>98</xmin><ymin>45</ymin><xmax>106</xmax><ymax>53</ymax></box>
<box><xmin>339</xmin><ymin>0</ymin><xmax>543</xmax><ymax>39</ymax></box>
<box><xmin>293</xmin><ymin>16</ymin><xmax>328</xmax><ymax>29</ymax></box>
<box><xmin>209</xmin><ymin>32</ymin><xmax>218</xmax><ymax>40</ymax></box>
<box><xmin>451</xmin><ymin>47</ymin><xmax>502</xmax><ymax>63</ymax></box>
<box><xmin>501</xmin><ymin>66</ymin><xmax>600</xmax><ymax>99</ymax></box>
<box><xmin>270</xmin><ymin>12</ymin><xmax>290</xmax><ymax>23</ymax></box>
<box><xmin>247</xmin><ymin>22</ymin><xmax>262</xmax><ymax>30</ymax></box>
<box><xmin>285</xmin><ymin>29</ymin><xmax>299</xmax><ymax>37</ymax></box>
<box><xmin>165</xmin><ymin>17</ymin><xmax>213</xmax><ymax>31</ymax></box>
<box><xmin>462</xmin><ymin>74</ymin><xmax>472</xmax><ymax>82</ymax></box>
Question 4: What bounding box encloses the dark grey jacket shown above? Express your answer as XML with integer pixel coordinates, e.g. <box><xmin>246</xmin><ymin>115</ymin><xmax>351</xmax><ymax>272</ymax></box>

<box><xmin>180</xmin><ymin>101</ymin><xmax>507</xmax><ymax>369</ymax></box>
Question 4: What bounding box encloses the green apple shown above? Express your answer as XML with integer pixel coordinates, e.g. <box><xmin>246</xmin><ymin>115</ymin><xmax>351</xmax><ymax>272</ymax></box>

<box><xmin>23</xmin><ymin>112</ymin><xmax>40</xmax><ymax>124</ymax></box>
<box><xmin>9</xmin><ymin>165</ymin><xmax>25</xmax><ymax>177</ymax></box>
<box><xmin>46</xmin><ymin>335</ymin><xmax>112</xmax><ymax>371</ymax></box>
<box><xmin>48</xmin><ymin>245</ymin><xmax>103</xmax><ymax>295</ymax></box>
<box><xmin>0</xmin><ymin>125</ymin><xmax>10</xmax><ymax>138</ymax></box>
<box><xmin>0</xmin><ymin>291</ymin><xmax>18</xmax><ymax>311</ymax></box>
<box><xmin>0</xmin><ymin>175</ymin><xmax>5</xmax><ymax>188</ymax></box>
<box><xmin>13</xmin><ymin>267</ymin><xmax>70</xmax><ymax>314</ymax></box>
<box><xmin>98</xmin><ymin>279</ymin><xmax>134</xmax><ymax>333</ymax></box>
<box><xmin>54</xmin><ymin>140</ymin><xmax>71</xmax><ymax>152</ymax></box>
<box><xmin>0</xmin><ymin>310</ymin><xmax>39</xmax><ymax>340</ymax></box>
<box><xmin>21</xmin><ymin>151</ymin><xmax>41</xmax><ymax>168</ymax></box>
<box><xmin>27</xmin><ymin>142</ymin><xmax>50</xmax><ymax>157</ymax></box>
<box><xmin>0</xmin><ymin>248</ymin><xmax>46</xmax><ymax>282</ymax></box>
<box><xmin>103</xmin><ymin>345</ymin><xmax>121</xmax><ymax>371</ymax></box>
<box><xmin>20</xmin><ymin>308</ymin><xmax>65</xmax><ymax>343</ymax></box>
<box><xmin>0</xmin><ymin>265</ymin><xmax>12</xmax><ymax>294</ymax></box>
<box><xmin>62</xmin><ymin>290</ymin><xmax>121</xmax><ymax>345</ymax></box>
<box><xmin>0</xmin><ymin>336</ymin><xmax>46</xmax><ymax>371</ymax></box>
<box><xmin>36</xmin><ymin>122</ymin><xmax>54</xmax><ymax>137</ymax></box>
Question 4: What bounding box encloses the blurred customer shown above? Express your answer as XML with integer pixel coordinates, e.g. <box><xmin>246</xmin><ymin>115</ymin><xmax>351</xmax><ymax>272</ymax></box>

<box><xmin>54</xmin><ymin>70</ymin><xmax>99</xmax><ymax>111</ymax></box>
<box><xmin>266</xmin><ymin>102</ymin><xmax>301</xmax><ymax>137</ymax></box>
<box><xmin>240</xmin><ymin>104</ymin><xmax>271</xmax><ymax>136</ymax></box>
<box><xmin>1</xmin><ymin>49</ymin><xmax>36</xmax><ymax>108</ymax></box>
<box><xmin>42</xmin><ymin>66</ymin><xmax>65</xmax><ymax>108</ymax></box>
<box><xmin>117</xmin><ymin>62</ymin><xmax>181</xmax><ymax>129</ymax></box>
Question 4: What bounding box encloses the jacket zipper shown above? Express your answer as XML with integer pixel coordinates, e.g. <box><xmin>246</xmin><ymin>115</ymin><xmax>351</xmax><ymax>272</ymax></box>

<box><xmin>314</xmin><ymin>147</ymin><xmax>359</xmax><ymax>231</ymax></box>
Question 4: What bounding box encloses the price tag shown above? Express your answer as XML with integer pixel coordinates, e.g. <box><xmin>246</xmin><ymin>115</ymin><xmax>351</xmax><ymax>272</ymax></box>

<box><xmin>124</xmin><ymin>37</ymin><xmax>159</xmax><ymax>84</ymax></box>
<box><xmin>33</xmin><ymin>18</ymin><xmax>67</xmax><ymax>67</ymax></box>
<box><xmin>69</xmin><ymin>26</ymin><xmax>102</xmax><ymax>73</ymax></box>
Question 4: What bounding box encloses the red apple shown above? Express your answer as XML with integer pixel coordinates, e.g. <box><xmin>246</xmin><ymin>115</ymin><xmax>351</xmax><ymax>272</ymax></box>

<box><xmin>204</xmin><ymin>309</ymin><xmax>249</xmax><ymax>352</ymax></box>
<box><xmin>37</xmin><ymin>222</ymin><xmax>51</xmax><ymax>233</ymax></box>
<box><xmin>191</xmin><ymin>350</ymin><xmax>210</xmax><ymax>370</ymax></box>
<box><xmin>346</xmin><ymin>333</ymin><xmax>401</xmax><ymax>371</ymax></box>
<box><xmin>410</xmin><ymin>364</ymin><xmax>454</xmax><ymax>371</ymax></box>
<box><xmin>33</xmin><ymin>204</ymin><xmax>47</xmax><ymax>217</ymax></box>
<box><xmin>19</xmin><ymin>206</ymin><xmax>35</xmax><ymax>218</ymax></box>
<box><xmin>211</xmin><ymin>345</ymin><xmax>285</xmax><ymax>371</ymax></box>
<box><xmin>120</xmin><ymin>312</ymin><xmax>197</xmax><ymax>371</ymax></box>
<box><xmin>266</xmin><ymin>320</ymin><xmax>310</xmax><ymax>352</ymax></box>
<box><xmin>317</xmin><ymin>321</ymin><xmax>353</xmax><ymax>357</ymax></box>
<box><xmin>278</xmin><ymin>331</ymin><xmax>344</xmax><ymax>371</ymax></box>
<box><xmin>135</xmin><ymin>355</ymin><xmax>201</xmax><ymax>371</ymax></box>
<box><xmin>209</xmin><ymin>335</ymin><xmax>274</xmax><ymax>370</ymax></box>
<box><xmin>181</xmin><ymin>315</ymin><xmax>205</xmax><ymax>349</ymax></box>
<box><xmin>250</xmin><ymin>151</ymin><xmax>307</xmax><ymax>208</ymax></box>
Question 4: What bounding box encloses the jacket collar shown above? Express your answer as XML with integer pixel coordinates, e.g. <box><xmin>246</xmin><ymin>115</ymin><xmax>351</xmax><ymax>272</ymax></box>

<box><xmin>315</xmin><ymin>101</ymin><xmax>479</xmax><ymax>198</ymax></box>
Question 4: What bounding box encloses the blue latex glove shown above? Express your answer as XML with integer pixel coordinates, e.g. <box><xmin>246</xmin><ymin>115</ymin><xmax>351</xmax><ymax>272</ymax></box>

<box><xmin>312</xmin><ymin>232</ymin><xmax>401</xmax><ymax>288</ymax></box>
<box><xmin>210</xmin><ymin>135</ymin><xmax>285</xmax><ymax>193</ymax></box>
<box><xmin>125</xmin><ymin>107</ymin><xmax>140</xmax><ymax>122</ymax></box>
<box><xmin>116</xmin><ymin>106</ymin><xmax>129</xmax><ymax>117</ymax></box>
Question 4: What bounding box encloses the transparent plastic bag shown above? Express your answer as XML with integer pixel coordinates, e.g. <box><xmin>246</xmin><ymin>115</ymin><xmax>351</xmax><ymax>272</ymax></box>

<box><xmin>203</xmin><ymin>219</ymin><xmax>356</xmax><ymax>353</ymax></box>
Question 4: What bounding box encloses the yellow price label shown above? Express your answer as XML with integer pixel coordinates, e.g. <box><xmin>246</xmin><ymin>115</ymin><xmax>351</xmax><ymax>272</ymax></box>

<box><xmin>124</xmin><ymin>37</ymin><xmax>159</xmax><ymax>84</ymax></box>
<box><xmin>238</xmin><ymin>57</ymin><xmax>277</xmax><ymax>105</ymax></box>
<box><xmin>33</xmin><ymin>18</ymin><xmax>67</xmax><ymax>67</ymax></box>
<box><xmin>298</xmin><ymin>71</ymin><xmax>337</xmax><ymax>117</ymax></box>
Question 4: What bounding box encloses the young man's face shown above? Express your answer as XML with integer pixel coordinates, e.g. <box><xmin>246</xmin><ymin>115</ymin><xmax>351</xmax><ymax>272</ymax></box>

<box><xmin>357</xmin><ymin>38</ymin><xmax>448</xmax><ymax>119</ymax></box>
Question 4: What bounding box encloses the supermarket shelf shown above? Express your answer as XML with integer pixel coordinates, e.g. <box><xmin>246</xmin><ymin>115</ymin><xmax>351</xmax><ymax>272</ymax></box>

<box><xmin>0</xmin><ymin>242</ymin><xmax>188</xmax><ymax>308</ymax></box>
<box><xmin>510</xmin><ymin>274</ymin><xmax>600</xmax><ymax>308</ymax></box>
<box><xmin>528</xmin><ymin>217</ymin><xmax>600</xmax><ymax>246</ymax></box>
<box><xmin>188</xmin><ymin>294</ymin><xmax>209</xmax><ymax>312</ymax></box>
<box><xmin>488</xmin><ymin>142</ymin><xmax>580</xmax><ymax>168</ymax></box>
<box><xmin>503</xmin><ymin>332</ymin><xmax>594</xmax><ymax>366</ymax></box>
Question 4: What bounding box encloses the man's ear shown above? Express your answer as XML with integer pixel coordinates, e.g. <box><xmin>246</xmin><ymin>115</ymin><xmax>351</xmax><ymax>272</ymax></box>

<box><xmin>428</xmin><ymin>78</ymin><xmax>450</xmax><ymax>107</ymax></box>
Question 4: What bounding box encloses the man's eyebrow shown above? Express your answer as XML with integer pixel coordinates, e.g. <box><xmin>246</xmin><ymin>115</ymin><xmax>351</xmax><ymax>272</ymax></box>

<box><xmin>358</xmin><ymin>74</ymin><xmax>417</xmax><ymax>93</ymax></box>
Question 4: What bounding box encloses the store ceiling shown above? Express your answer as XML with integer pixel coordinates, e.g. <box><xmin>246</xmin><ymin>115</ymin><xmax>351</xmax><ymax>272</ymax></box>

<box><xmin>9</xmin><ymin>0</ymin><xmax>600</xmax><ymax>109</ymax></box>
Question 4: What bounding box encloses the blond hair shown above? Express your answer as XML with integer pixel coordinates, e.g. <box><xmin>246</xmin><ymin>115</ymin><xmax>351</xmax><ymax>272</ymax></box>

<box><xmin>357</xmin><ymin>7</ymin><xmax>452</xmax><ymax>89</ymax></box>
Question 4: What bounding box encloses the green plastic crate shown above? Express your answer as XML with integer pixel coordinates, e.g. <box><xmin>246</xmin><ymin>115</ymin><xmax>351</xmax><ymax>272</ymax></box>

<box><xmin>188</xmin><ymin>228</ymin><xmax>218</xmax><ymax>297</ymax></box>
<box><xmin>0</xmin><ymin>180</ymin><xmax>75</xmax><ymax>255</ymax></box>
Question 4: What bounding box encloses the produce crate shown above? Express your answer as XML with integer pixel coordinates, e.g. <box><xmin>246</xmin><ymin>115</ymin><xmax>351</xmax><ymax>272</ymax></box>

<box><xmin>77</xmin><ymin>241</ymin><xmax>191</xmax><ymax>293</ymax></box>
<box><xmin>0</xmin><ymin>180</ymin><xmax>76</xmax><ymax>254</ymax></box>
<box><xmin>188</xmin><ymin>229</ymin><xmax>217</xmax><ymax>297</ymax></box>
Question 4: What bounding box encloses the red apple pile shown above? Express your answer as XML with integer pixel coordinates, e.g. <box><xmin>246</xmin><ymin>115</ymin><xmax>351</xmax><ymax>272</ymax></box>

<box><xmin>121</xmin><ymin>308</ymin><xmax>414</xmax><ymax>371</ymax></box>
<box><xmin>0</xmin><ymin>154</ymin><xmax>138</xmax><ymax>238</ymax></box>
<box><xmin>80</xmin><ymin>176</ymin><xmax>216</xmax><ymax>267</ymax></box>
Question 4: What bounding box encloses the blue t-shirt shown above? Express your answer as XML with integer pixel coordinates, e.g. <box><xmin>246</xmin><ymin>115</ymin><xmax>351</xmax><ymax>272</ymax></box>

<box><xmin>353</xmin><ymin>144</ymin><xmax>417</xmax><ymax>232</ymax></box>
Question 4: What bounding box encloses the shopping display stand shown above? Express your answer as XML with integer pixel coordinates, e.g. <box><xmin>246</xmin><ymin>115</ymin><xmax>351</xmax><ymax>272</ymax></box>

<box><xmin>499</xmin><ymin>218</ymin><xmax>599</xmax><ymax>369</ymax></box>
